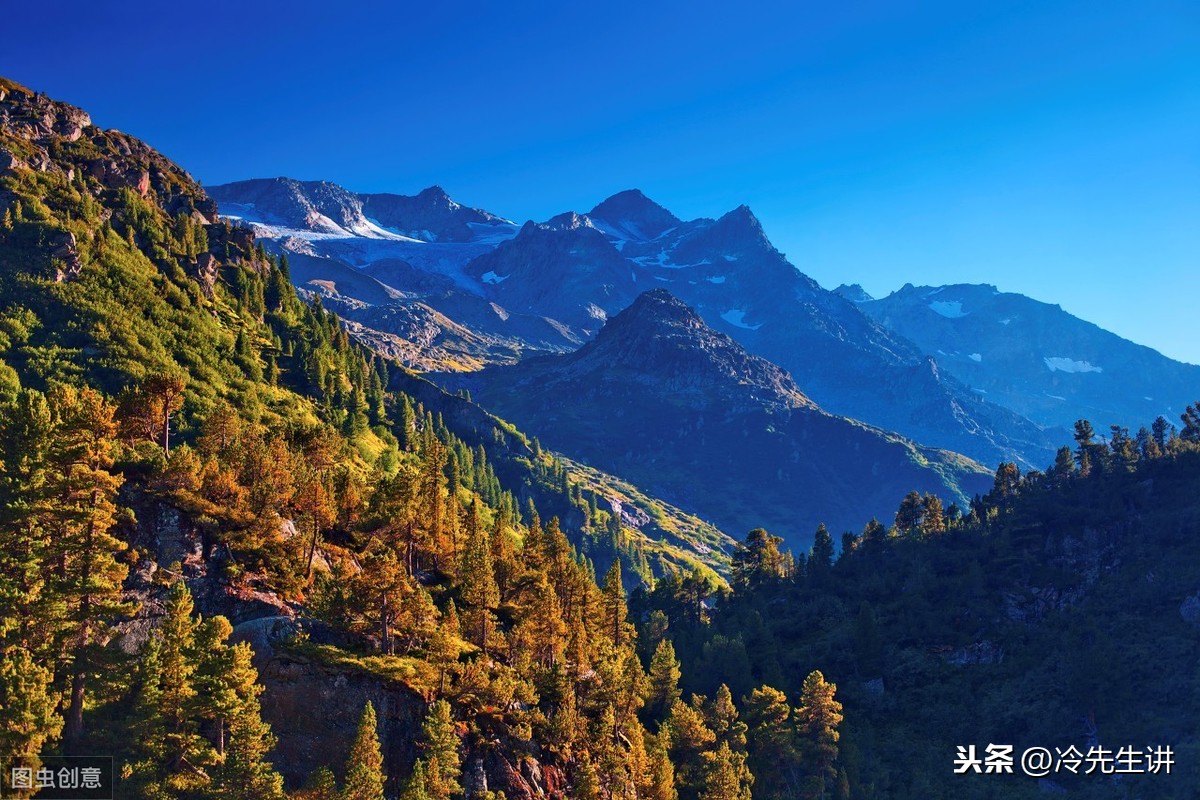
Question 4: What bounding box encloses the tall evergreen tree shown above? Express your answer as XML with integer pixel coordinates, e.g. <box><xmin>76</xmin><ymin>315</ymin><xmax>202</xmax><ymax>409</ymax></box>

<box><xmin>646</xmin><ymin>638</ymin><xmax>683</xmax><ymax>724</ymax></box>
<box><xmin>342</xmin><ymin>701</ymin><xmax>386</xmax><ymax>800</ymax></box>
<box><xmin>48</xmin><ymin>386</ymin><xmax>131</xmax><ymax>743</ymax></box>
<box><xmin>795</xmin><ymin>671</ymin><xmax>842</xmax><ymax>800</ymax></box>
<box><xmin>419</xmin><ymin>700</ymin><xmax>461</xmax><ymax>799</ymax></box>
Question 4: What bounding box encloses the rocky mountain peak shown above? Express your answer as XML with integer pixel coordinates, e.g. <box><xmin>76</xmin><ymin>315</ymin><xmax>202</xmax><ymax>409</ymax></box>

<box><xmin>602</xmin><ymin>288</ymin><xmax>702</xmax><ymax>332</ymax></box>
<box><xmin>0</xmin><ymin>76</ymin><xmax>215</xmax><ymax>222</ymax></box>
<box><xmin>582</xmin><ymin>289</ymin><xmax>813</xmax><ymax>409</ymax></box>
<box><xmin>713</xmin><ymin>204</ymin><xmax>766</xmax><ymax>240</ymax></box>
<box><xmin>540</xmin><ymin>211</ymin><xmax>599</xmax><ymax>232</ymax></box>
<box><xmin>415</xmin><ymin>184</ymin><xmax>456</xmax><ymax>206</ymax></box>
<box><xmin>834</xmin><ymin>283</ymin><xmax>874</xmax><ymax>303</ymax></box>
<box><xmin>588</xmin><ymin>188</ymin><xmax>681</xmax><ymax>240</ymax></box>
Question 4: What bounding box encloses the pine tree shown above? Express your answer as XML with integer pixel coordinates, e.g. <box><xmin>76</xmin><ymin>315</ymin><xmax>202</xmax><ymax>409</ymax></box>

<box><xmin>743</xmin><ymin>686</ymin><xmax>799</xmax><ymax>800</ymax></box>
<box><xmin>1052</xmin><ymin>445</ymin><xmax>1076</xmax><ymax>482</ymax></box>
<box><xmin>217</xmin><ymin>672</ymin><xmax>285</xmax><ymax>800</ymax></box>
<box><xmin>0</xmin><ymin>645</ymin><xmax>61</xmax><ymax>756</ymax></box>
<box><xmin>664</xmin><ymin>698</ymin><xmax>717</xmax><ymax>797</ymax></box>
<box><xmin>305</xmin><ymin>767</ymin><xmax>339</xmax><ymax>800</ymax></box>
<box><xmin>0</xmin><ymin>390</ymin><xmax>57</xmax><ymax>656</ymax></box>
<box><xmin>646</xmin><ymin>732</ymin><xmax>680</xmax><ymax>800</ymax></box>
<box><xmin>419</xmin><ymin>700</ymin><xmax>461</xmax><ymax>799</ymax></box>
<box><xmin>158</xmin><ymin>582</ymin><xmax>212</xmax><ymax>772</ymax></box>
<box><xmin>646</xmin><ymin>639</ymin><xmax>683</xmax><ymax>724</ymax></box>
<box><xmin>573</xmin><ymin>752</ymin><xmax>602</xmax><ymax>800</ymax></box>
<box><xmin>400</xmin><ymin>760</ymin><xmax>434</xmax><ymax>800</ymax></box>
<box><xmin>342</xmin><ymin>701</ymin><xmax>386</xmax><ymax>800</ymax></box>
<box><xmin>1074</xmin><ymin>419</ymin><xmax>1097</xmax><ymax>475</ymax></box>
<box><xmin>795</xmin><ymin>671</ymin><xmax>842</xmax><ymax>800</ymax></box>
<box><xmin>894</xmin><ymin>490</ymin><xmax>924</xmax><ymax>532</ymax></box>
<box><xmin>920</xmin><ymin>494</ymin><xmax>945</xmax><ymax>535</ymax></box>
<box><xmin>730</xmin><ymin>529</ymin><xmax>786</xmax><ymax>589</ymax></box>
<box><xmin>459</xmin><ymin>499</ymin><xmax>500</xmax><ymax>653</ymax></box>
<box><xmin>708</xmin><ymin>684</ymin><xmax>747</xmax><ymax>749</ymax></box>
<box><xmin>48</xmin><ymin>385</ymin><xmax>131</xmax><ymax>742</ymax></box>
<box><xmin>700</xmin><ymin>741</ymin><xmax>752</xmax><ymax>800</ymax></box>
<box><xmin>129</xmin><ymin>582</ymin><xmax>216</xmax><ymax>795</ymax></box>
<box><xmin>122</xmin><ymin>371</ymin><xmax>187</xmax><ymax>455</ymax></box>
<box><xmin>601</xmin><ymin>560</ymin><xmax>634</xmax><ymax>650</ymax></box>
<box><xmin>807</xmin><ymin>525</ymin><xmax>834</xmax><ymax>583</ymax></box>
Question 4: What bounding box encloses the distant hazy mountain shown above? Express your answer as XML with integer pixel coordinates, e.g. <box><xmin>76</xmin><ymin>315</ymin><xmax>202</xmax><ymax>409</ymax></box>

<box><xmin>450</xmin><ymin>289</ymin><xmax>991</xmax><ymax>547</ymax></box>
<box><xmin>854</xmin><ymin>283</ymin><xmax>1200</xmax><ymax>431</ymax></box>
<box><xmin>210</xmin><ymin>179</ymin><xmax>1060</xmax><ymax>468</ymax></box>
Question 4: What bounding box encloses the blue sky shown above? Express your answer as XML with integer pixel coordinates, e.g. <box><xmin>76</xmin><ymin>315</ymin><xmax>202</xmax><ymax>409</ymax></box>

<box><xmin>5</xmin><ymin>0</ymin><xmax>1199</xmax><ymax>362</ymax></box>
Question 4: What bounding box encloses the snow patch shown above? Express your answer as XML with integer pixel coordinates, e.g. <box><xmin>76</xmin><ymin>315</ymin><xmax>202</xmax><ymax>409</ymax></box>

<box><xmin>999</xmin><ymin>318</ymin><xmax>1012</xmax><ymax>325</ymax></box>
<box><xmin>929</xmin><ymin>300</ymin><xmax>968</xmax><ymax>318</ymax></box>
<box><xmin>1044</xmin><ymin>357</ymin><xmax>1102</xmax><ymax>374</ymax></box>
<box><xmin>968</xmin><ymin>353</ymin><xmax>982</xmax><ymax>362</ymax></box>
<box><xmin>720</xmin><ymin>309</ymin><xmax>763</xmax><ymax>331</ymax></box>
<box><xmin>1045</xmin><ymin>393</ymin><xmax>1066</xmax><ymax>401</ymax></box>
<box><xmin>706</xmin><ymin>275</ymin><xmax>726</xmax><ymax>284</ymax></box>
<box><xmin>481</xmin><ymin>271</ymin><xmax>510</xmax><ymax>284</ymax></box>
<box><xmin>723</xmin><ymin>255</ymin><xmax>738</xmax><ymax>262</ymax></box>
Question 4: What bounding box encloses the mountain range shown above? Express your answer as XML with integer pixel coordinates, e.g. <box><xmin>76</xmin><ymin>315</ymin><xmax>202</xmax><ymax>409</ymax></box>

<box><xmin>209</xmin><ymin>180</ymin><xmax>1066</xmax><ymax>470</ymax></box>
<box><xmin>448</xmin><ymin>289</ymin><xmax>990</xmax><ymax>541</ymax></box>
<box><xmin>840</xmin><ymin>281</ymin><xmax>1200</xmax><ymax>432</ymax></box>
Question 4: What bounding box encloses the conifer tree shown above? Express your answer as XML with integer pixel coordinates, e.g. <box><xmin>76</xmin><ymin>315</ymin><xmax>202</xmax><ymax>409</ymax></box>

<box><xmin>0</xmin><ymin>645</ymin><xmax>61</xmax><ymax>756</ymax></box>
<box><xmin>459</xmin><ymin>499</ymin><xmax>500</xmax><ymax>653</ymax></box>
<box><xmin>647</xmin><ymin>638</ymin><xmax>683</xmax><ymax>724</ymax></box>
<box><xmin>700</xmin><ymin>741</ymin><xmax>753</xmax><ymax>800</ymax></box>
<box><xmin>730</xmin><ymin>529</ymin><xmax>786</xmax><ymax>589</ymax></box>
<box><xmin>0</xmin><ymin>390</ymin><xmax>56</xmax><ymax>654</ymax></box>
<box><xmin>601</xmin><ymin>560</ymin><xmax>634</xmax><ymax>649</ymax></box>
<box><xmin>664</xmin><ymin>698</ymin><xmax>717</xmax><ymax>798</ymax></box>
<box><xmin>807</xmin><ymin>525</ymin><xmax>834</xmax><ymax>583</ymax></box>
<box><xmin>419</xmin><ymin>700</ymin><xmax>461</xmax><ymax>799</ymax></box>
<box><xmin>646</xmin><ymin>732</ymin><xmax>680</xmax><ymax>800</ymax></box>
<box><xmin>573</xmin><ymin>752</ymin><xmax>602</xmax><ymax>800</ymax></box>
<box><xmin>342</xmin><ymin>701</ymin><xmax>386</xmax><ymax>800</ymax></box>
<box><xmin>920</xmin><ymin>494</ymin><xmax>945</xmax><ymax>535</ymax></box>
<box><xmin>400</xmin><ymin>760</ymin><xmax>434</xmax><ymax>800</ymax></box>
<box><xmin>743</xmin><ymin>686</ymin><xmax>799</xmax><ymax>800</ymax></box>
<box><xmin>217</xmin><ymin>669</ymin><xmax>285</xmax><ymax>800</ymax></box>
<box><xmin>158</xmin><ymin>582</ymin><xmax>211</xmax><ymax>771</ymax></box>
<box><xmin>306</xmin><ymin>767</ymin><xmax>339</xmax><ymax>800</ymax></box>
<box><xmin>795</xmin><ymin>671</ymin><xmax>842</xmax><ymax>800</ymax></box>
<box><xmin>708</xmin><ymin>684</ymin><xmax>747</xmax><ymax>749</ymax></box>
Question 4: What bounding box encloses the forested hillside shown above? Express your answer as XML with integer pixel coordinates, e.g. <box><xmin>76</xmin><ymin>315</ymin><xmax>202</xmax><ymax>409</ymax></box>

<box><xmin>649</xmin><ymin>416</ymin><xmax>1200</xmax><ymax>799</ymax></box>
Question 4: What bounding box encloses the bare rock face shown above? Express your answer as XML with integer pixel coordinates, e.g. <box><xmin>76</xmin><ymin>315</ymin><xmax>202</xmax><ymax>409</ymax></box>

<box><xmin>0</xmin><ymin>147</ymin><xmax>26</xmax><ymax>173</ymax></box>
<box><xmin>49</xmin><ymin>230</ymin><xmax>83</xmax><ymax>282</ymax></box>
<box><xmin>195</xmin><ymin>252</ymin><xmax>219</xmax><ymax>297</ymax></box>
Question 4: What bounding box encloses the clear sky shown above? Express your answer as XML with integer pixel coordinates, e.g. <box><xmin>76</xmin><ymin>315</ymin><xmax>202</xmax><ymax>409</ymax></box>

<box><xmin>5</xmin><ymin>0</ymin><xmax>1199</xmax><ymax>362</ymax></box>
